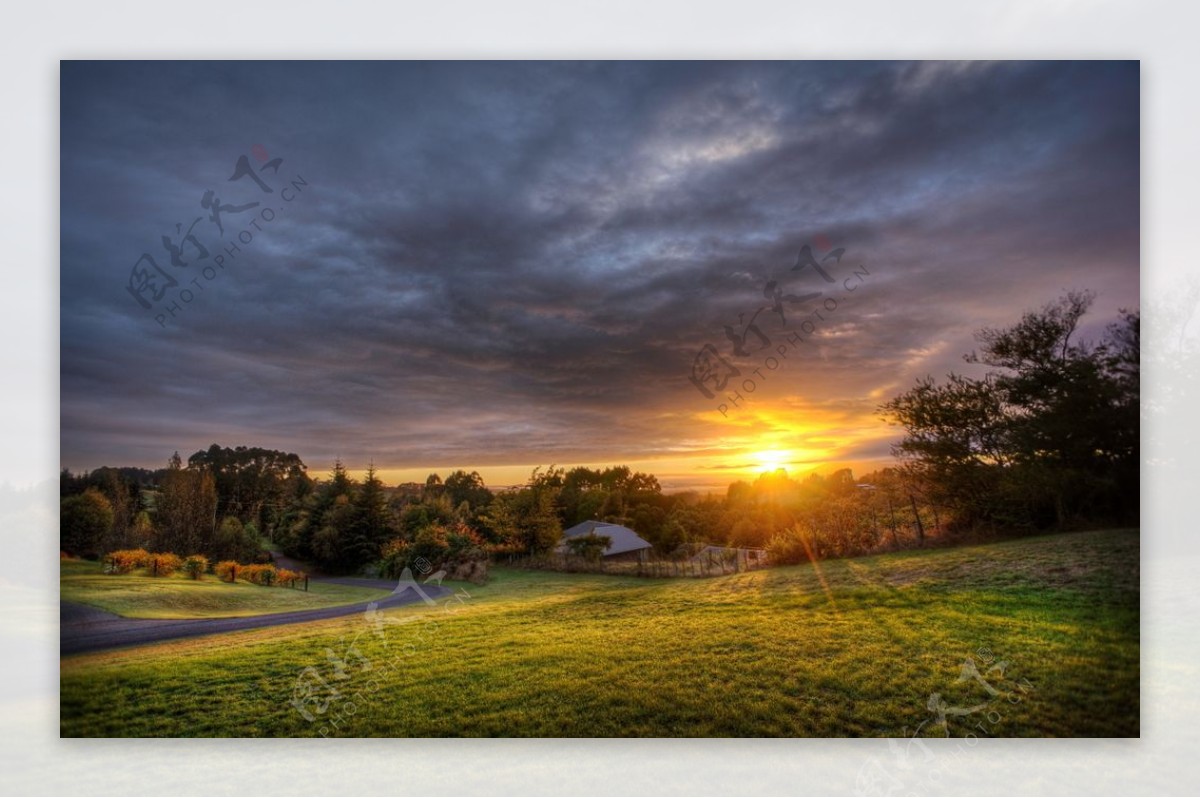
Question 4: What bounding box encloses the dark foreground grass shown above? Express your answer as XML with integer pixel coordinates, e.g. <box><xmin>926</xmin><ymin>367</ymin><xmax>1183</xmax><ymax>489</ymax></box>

<box><xmin>60</xmin><ymin>529</ymin><xmax>1139</xmax><ymax>737</ymax></box>
<box><xmin>60</xmin><ymin>560</ymin><xmax>389</xmax><ymax>618</ymax></box>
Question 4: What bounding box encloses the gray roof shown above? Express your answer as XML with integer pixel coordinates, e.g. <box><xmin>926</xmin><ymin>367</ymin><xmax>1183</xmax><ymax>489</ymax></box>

<box><xmin>558</xmin><ymin>521</ymin><xmax>652</xmax><ymax>557</ymax></box>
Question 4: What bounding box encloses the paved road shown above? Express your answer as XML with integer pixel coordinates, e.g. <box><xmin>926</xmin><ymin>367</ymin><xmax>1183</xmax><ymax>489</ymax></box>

<box><xmin>61</xmin><ymin>580</ymin><xmax>451</xmax><ymax>656</ymax></box>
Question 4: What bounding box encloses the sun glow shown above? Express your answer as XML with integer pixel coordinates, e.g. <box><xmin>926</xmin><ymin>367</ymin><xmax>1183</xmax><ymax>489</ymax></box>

<box><xmin>753</xmin><ymin>449</ymin><xmax>791</xmax><ymax>473</ymax></box>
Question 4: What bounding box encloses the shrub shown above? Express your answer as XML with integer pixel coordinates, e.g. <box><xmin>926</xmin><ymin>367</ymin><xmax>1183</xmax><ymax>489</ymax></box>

<box><xmin>445</xmin><ymin>524</ymin><xmax>487</xmax><ymax>560</ymax></box>
<box><xmin>104</xmin><ymin>548</ymin><xmax>150</xmax><ymax>574</ymax></box>
<box><xmin>145</xmin><ymin>552</ymin><xmax>183</xmax><ymax>577</ymax></box>
<box><xmin>766</xmin><ymin>526</ymin><xmax>814</xmax><ymax>565</ymax></box>
<box><xmin>183</xmin><ymin>554</ymin><xmax>209</xmax><ymax>580</ymax></box>
<box><xmin>241</xmin><ymin>563</ymin><xmax>278</xmax><ymax>586</ymax></box>
<box><xmin>381</xmin><ymin>521</ymin><xmax>488</xmax><ymax>579</ymax></box>
<box><xmin>276</xmin><ymin>568</ymin><xmax>302</xmax><ymax>588</ymax></box>
<box><xmin>565</xmin><ymin>533</ymin><xmax>612</xmax><ymax>562</ymax></box>
<box><xmin>214</xmin><ymin>560</ymin><xmax>241</xmax><ymax>582</ymax></box>
<box><xmin>380</xmin><ymin>538</ymin><xmax>413</xmax><ymax>578</ymax></box>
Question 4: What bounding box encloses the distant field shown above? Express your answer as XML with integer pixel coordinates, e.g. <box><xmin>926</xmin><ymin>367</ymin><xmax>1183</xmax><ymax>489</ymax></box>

<box><xmin>60</xmin><ymin>529</ymin><xmax>1139</xmax><ymax>737</ymax></box>
<box><xmin>59</xmin><ymin>560</ymin><xmax>389</xmax><ymax>619</ymax></box>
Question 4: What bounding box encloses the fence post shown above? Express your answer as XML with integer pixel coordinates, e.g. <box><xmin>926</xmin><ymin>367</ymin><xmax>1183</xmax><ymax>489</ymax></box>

<box><xmin>910</xmin><ymin>494</ymin><xmax>926</xmax><ymax>546</ymax></box>
<box><xmin>304</xmin><ymin>575</ymin><xmax>309</xmax><ymax>592</ymax></box>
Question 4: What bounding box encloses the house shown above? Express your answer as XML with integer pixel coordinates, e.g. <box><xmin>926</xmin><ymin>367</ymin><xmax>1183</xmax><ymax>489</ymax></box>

<box><xmin>556</xmin><ymin>520</ymin><xmax>653</xmax><ymax>562</ymax></box>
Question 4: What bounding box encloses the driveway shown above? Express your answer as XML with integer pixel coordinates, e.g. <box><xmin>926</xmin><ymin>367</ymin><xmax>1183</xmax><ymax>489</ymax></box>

<box><xmin>60</xmin><ymin>578</ymin><xmax>452</xmax><ymax>656</ymax></box>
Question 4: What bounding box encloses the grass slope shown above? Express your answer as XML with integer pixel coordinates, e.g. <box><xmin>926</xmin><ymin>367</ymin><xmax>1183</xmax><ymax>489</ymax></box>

<box><xmin>60</xmin><ymin>560</ymin><xmax>389</xmax><ymax>619</ymax></box>
<box><xmin>60</xmin><ymin>529</ymin><xmax>1139</xmax><ymax>737</ymax></box>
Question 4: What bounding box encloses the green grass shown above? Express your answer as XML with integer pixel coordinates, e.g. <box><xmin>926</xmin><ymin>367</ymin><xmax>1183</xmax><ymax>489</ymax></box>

<box><xmin>60</xmin><ymin>559</ymin><xmax>389</xmax><ymax>619</ymax></box>
<box><xmin>60</xmin><ymin>529</ymin><xmax>1139</xmax><ymax>737</ymax></box>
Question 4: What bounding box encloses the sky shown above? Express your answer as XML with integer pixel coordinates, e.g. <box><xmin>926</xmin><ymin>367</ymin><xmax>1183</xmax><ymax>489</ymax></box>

<box><xmin>59</xmin><ymin>61</ymin><xmax>1140</xmax><ymax>492</ymax></box>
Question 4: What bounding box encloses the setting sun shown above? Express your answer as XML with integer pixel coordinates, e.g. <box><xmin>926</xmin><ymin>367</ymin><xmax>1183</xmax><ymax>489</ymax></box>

<box><xmin>753</xmin><ymin>449</ymin><xmax>791</xmax><ymax>473</ymax></box>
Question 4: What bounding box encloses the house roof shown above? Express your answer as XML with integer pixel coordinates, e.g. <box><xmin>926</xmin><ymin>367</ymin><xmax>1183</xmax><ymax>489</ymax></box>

<box><xmin>558</xmin><ymin>521</ymin><xmax>652</xmax><ymax>557</ymax></box>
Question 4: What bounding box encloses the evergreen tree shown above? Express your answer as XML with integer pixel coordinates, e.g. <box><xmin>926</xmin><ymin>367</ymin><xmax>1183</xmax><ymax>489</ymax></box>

<box><xmin>346</xmin><ymin>464</ymin><xmax>392</xmax><ymax>569</ymax></box>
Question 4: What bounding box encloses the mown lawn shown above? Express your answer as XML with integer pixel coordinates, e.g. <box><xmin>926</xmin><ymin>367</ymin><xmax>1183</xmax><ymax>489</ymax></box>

<box><xmin>60</xmin><ymin>529</ymin><xmax>1139</xmax><ymax>737</ymax></box>
<box><xmin>60</xmin><ymin>560</ymin><xmax>389</xmax><ymax>619</ymax></box>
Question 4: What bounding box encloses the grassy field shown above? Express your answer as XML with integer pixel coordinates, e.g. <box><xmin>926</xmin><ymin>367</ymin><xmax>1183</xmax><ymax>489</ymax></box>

<box><xmin>60</xmin><ymin>560</ymin><xmax>390</xmax><ymax>619</ymax></box>
<box><xmin>60</xmin><ymin>529</ymin><xmax>1139</xmax><ymax>737</ymax></box>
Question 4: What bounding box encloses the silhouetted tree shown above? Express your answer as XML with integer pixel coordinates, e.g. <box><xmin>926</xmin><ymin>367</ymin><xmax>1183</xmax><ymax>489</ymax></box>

<box><xmin>882</xmin><ymin>291</ymin><xmax>1139</xmax><ymax>530</ymax></box>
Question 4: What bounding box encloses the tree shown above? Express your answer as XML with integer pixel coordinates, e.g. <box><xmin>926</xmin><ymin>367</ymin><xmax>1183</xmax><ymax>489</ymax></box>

<box><xmin>311</xmin><ymin>494</ymin><xmax>355</xmax><ymax>569</ymax></box>
<box><xmin>484</xmin><ymin>478</ymin><xmax>563</xmax><ymax>555</ymax></box>
<box><xmin>215</xmin><ymin>516</ymin><xmax>262</xmax><ymax>563</ymax></box>
<box><xmin>444</xmin><ymin>470</ymin><xmax>493</xmax><ymax>513</ymax></box>
<box><xmin>399</xmin><ymin>494</ymin><xmax>457</xmax><ymax>538</ymax></box>
<box><xmin>423</xmin><ymin>473</ymin><xmax>445</xmax><ymax>501</ymax></box>
<box><xmin>629</xmin><ymin>503</ymin><xmax>667</xmax><ymax>550</ymax></box>
<box><xmin>565</xmin><ymin>533</ymin><xmax>612</xmax><ymax>562</ymax></box>
<box><xmin>344</xmin><ymin>465</ymin><xmax>393</xmax><ymax>569</ymax></box>
<box><xmin>284</xmin><ymin>460</ymin><xmax>356</xmax><ymax>564</ymax></box>
<box><xmin>556</xmin><ymin>465</ymin><xmax>661</xmax><ymax>527</ymax></box>
<box><xmin>129</xmin><ymin>510</ymin><xmax>155</xmax><ymax>549</ymax></box>
<box><xmin>155</xmin><ymin>453</ymin><xmax>218</xmax><ymax>555</ymax></box>
<box><xmin>523</xmin><ymin>489</ymin><xmax>564</xmax><ymax>554</ymax></box>
<box><xmin>882</xmin><ymin>291</ymin><xmax>1139</xmax><ymax>530</ymax></box>
<box><xmin>186</xmin><ymin>444</ymin><xmax>310</xmax><ymax>534</ymax></box>
<box><xmin>60</xmin><ymin>488</ymin><xmax>114</xmax><ymax>558</ymax></box>
<box><xmin>93</xmin><ymin>467</ymin><xmax>136</xmax><ymax>552</ymax></box>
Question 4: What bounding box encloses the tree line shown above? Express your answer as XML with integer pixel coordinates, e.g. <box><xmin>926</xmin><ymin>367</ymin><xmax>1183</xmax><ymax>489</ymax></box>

<box><xmin>60</xmin><ymin>291</ymin><xmax>1137</xmax><ymax>572</ymax></box>
<box><xmin>60</xmin><ymin>445</ymin><xmax>310</xmax><ymax>564</ymax></box>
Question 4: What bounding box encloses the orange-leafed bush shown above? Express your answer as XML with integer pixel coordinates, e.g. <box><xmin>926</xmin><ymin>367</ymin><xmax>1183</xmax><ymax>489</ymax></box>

<box><xmin>276</xmin><ymin>568</ymin><xmax>303</xmax><ymax>588</ymax></box>
<box><xmin>214</xmin><ymin>560</ymin><xmax>241</xmax><ymax>582</ymax></box>
<box><xmin>183</xmin><ymin>554</ymin><xmax>209</xmax><ymax>580</ymax></box>
<box><xmin>105</xmin><ymin>548</ymin><xmax>150</xmax><ymax>574</ymax></box>
<box><xmin>145</xmin><ymin>552</ymin><xmax>183</xmax><ymax>577</ymax></box>
<box><xmin>242</xmin><ymin>563</ymin><xmax>278</xmax><ymax>586</ymax></box>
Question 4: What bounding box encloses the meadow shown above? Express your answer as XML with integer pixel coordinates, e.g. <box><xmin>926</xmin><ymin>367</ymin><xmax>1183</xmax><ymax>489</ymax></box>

<box><xmin>59</xmin><ymin>528</ymin><xmax>1139</xmax><ymax>737</ymax></box>
<box><xmin>60</xmin><ymin>559</ymin><xmax>389</xmax><ymax>619</ymax></box>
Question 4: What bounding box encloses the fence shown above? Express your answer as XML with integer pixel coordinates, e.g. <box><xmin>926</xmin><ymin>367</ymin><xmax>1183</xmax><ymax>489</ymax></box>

<box><xmin>502</xmin><ymin>547</ymin><xmax>770</xmax><ymax>578</ymax></box>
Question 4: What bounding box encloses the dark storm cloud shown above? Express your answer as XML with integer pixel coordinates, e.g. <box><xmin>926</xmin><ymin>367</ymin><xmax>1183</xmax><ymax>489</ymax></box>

<box><xmin>60</xmin><ymin>60</ymin><xmax>1139</xmax><ymax>477</ymax></box>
